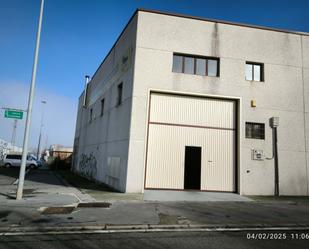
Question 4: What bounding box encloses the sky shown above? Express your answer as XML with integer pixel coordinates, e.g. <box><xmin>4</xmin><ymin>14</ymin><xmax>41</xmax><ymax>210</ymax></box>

<box><xmin>0</xmin><ymin>0</ymin><xmax>309</xmax><ymax>149</ymax></box>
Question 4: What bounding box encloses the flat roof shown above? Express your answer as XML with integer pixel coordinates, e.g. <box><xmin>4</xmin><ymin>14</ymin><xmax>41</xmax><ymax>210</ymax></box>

<box><xmin>138</xmin><ymin>8</ymin><xmax>309</xmax><ymax>36</ymax></box>
<box><xmin>86</xmin><ymin>8</ymin><xmax>308</xmax><ymax>92</ymax></box>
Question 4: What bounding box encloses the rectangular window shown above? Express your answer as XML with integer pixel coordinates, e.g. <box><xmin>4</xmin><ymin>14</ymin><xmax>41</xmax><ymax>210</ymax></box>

<box><xmin>9</xmin><ymin>155</ymin><xmax>22</xmax><ymax>160</ymax></box>
<box><xmin>253</xmin><ymin>65</ymin><xmax>261</xmax><ymax>81</ymax></box>
<box><xmin>208</xmin><ymin>59</ymin><xmax>218</xmax><ymax>77</ymax></box>
<box><xmin>100</xmin><ymin>98</ymin><xmax>105</xmax><ymax>116</ymax></box>
<box><xmin>184</xmin><ymin>57</ymin><xmax>194</xmax><ymax>74</ymax></box>
<box><xmin>117</xmin><ymin>83</ymin><xmax>123</xmax><ymax>106</ymax></box>
<box><xmin>246</xmin><ymin>62</ymin><xmax>264</xmax><ymax>81</ymax></box>
<box><xmin>245</xmin><ymin>64</ymin><xmax>253</xmax><ymax>81</ymax></box>
<box><xmin>245</xmin><ymin>122</ymin><xmax>265</xmax><ymax>139</ymax></box>
<box><xmin>172</xmin><ymin>55</ymin><xmax>183</xmax><ymax>73</ymax></box>
<box><xmin>172</xmin><ymin>54</ymin><xmax>219</xmax><ymax>77</ymax></box>
<box><xmin>196</xmin><ymin>58</ymin><xmax>206</xmax><ymax>76</ymax></box>
<box><xmin>89</xmin><ymin>108</ymin><xmax>93</xmax><ymax>123</ymax></box>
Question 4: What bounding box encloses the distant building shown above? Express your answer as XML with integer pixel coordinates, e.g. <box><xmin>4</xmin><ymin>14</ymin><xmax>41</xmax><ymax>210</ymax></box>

<box><xmin>0</xmin><ymin>138</ymin><xmax>22</xmax><ymax>159</ymax></box>
<box><xmin>73</xmin><ymin>9</ymin><xmax>309</xmax><ymax>196</ymax></box>
<box><xmin>49</xmin><ymin>145</ymin><xmax>73</xmax><ymax>160</ymax></box>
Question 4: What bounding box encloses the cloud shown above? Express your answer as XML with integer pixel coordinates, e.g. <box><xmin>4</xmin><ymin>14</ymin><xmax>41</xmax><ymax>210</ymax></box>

<box><xmin>0</xmin><ymin>81</ymin><xmax>77</xmax><ymax>149</ymax></box>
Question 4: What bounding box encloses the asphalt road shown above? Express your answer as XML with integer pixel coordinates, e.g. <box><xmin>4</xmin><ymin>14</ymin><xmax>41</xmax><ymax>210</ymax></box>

<box><xmin>0</xmin><ymin>230</ymin><xmax>309</xmax><ymax>249</ymax></box>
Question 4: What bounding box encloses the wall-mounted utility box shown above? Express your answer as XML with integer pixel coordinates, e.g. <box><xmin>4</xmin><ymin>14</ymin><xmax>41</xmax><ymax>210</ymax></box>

<box><xmin>270</xmin><ymin>117</ymin><xmax>279</xmax><ymax>128</ymax></box>
<box><xmin>251</xmin><ymin>100</ymin><xmax>257</xmax><ymax>107</ymax></box>
<box><xmin>252</xmin><ymin>149</ymin><xmax>264</xmax><ymax>161</ymax></box>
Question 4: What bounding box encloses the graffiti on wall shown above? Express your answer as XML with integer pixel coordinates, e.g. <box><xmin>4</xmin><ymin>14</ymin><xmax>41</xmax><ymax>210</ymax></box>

<box><xmin>79</xmin><ymin>153</ymin><xmax>97</xmax><ymax>179</ymax></box>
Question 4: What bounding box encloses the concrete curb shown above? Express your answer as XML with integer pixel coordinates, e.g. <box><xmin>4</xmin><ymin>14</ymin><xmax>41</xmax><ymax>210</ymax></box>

<box><xmin>1</xmin><ymin>223</ymin><xmax>309</xmax><ymax>234</ymax></box>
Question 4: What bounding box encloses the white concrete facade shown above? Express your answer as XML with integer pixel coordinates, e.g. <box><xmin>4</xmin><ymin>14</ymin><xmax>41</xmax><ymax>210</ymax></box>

<box><xmin>73</xmin><ymin>9</ymin><xmax>309</xmax><ymax>196</ymax></box>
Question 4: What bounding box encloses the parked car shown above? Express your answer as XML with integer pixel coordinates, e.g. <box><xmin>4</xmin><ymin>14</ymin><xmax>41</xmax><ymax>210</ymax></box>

<box><xmin>36</xmin><ymin>159</ymin><xmax>44</xmax><ymax>168</ymax></box>
<box><xmin>2</xmin><ymin>153</ymin><xmax>39</xmax><ymax>169</ymax></box>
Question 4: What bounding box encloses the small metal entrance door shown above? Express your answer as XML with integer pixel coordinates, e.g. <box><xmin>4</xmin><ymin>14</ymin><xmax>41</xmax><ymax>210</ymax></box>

<box><xmin>184</xmin><ymin>146</ymin><xmax>201</xmax><ymax>190</ymax></box>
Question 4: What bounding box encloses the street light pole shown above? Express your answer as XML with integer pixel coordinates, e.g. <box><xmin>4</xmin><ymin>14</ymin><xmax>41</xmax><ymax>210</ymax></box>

<box><xmin>11</xmin><ymin>119</ymin><xmax>18</xmax><ymax>148</ymax></box>
<box><xmin>37</xmin><ymin>100</ymin><xmax>46</xmax><ymax>159</ymax></box>
<box><xmin>16</xmin><ymin>0</ymin><xmax>45</xmax><ymax>200</ymax></box>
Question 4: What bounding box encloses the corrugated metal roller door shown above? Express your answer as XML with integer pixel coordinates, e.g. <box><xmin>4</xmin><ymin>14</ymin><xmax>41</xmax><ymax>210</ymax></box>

<box><xmin>145</xmin><ymin>92</ymin><xmax>236</xmax><ymax>192</ymax></box>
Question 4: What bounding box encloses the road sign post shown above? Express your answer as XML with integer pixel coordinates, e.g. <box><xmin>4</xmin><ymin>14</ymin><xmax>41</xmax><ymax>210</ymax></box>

<box><xmin>11</xmin><ymin>119</ymin><xmax>18</xmax><ymax>148</ymax></box>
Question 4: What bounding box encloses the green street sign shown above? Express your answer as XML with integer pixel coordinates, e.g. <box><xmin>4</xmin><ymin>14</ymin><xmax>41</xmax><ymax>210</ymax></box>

<box><xmin>4</xmin><ymin>110</ymin><xmax>23</xmax><ymax>119</ymax></box>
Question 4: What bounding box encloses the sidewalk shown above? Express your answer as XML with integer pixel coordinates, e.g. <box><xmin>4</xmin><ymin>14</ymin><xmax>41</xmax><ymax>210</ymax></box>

<box><xmin>0</xmin><ymin>167</ymin><xmax>95</xmax><ymax>206</ymax></box>
<box><xmin>1</xmin><ymin>167</ymin><xmax>309</xmax><ymax>233</ymax></box>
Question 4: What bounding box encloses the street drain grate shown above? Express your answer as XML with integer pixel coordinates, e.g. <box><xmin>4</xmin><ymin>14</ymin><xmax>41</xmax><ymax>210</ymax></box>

<box><xmin>23</xmin><ymin>189</ymin><xmax>36</xmax><ymax>194</ymax></box>
<box><xmin>41</xmin><ymin>206</ymin><xmax>75</xmax><ymax>214</ymax></box>
<box><xmin>77</xmin><ymin>202</ymin><xmax>111</xmax><ymax>208</ymax></box>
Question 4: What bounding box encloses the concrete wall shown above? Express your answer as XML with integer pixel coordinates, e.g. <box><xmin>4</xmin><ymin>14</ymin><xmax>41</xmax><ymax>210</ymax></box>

<box><xmin>127</xmin><ymin>11</ymin><xmax>309</xmax><ymax>195</ymax></box>
<box><xmin>72</xmin><ymin>15</ymin><xmax>138</xmax><ymax>192</ymax></box>
<box><xmin>302</xmin><ymin>35</ymin><xmax>309</xmax><ymax>196</ymax></box>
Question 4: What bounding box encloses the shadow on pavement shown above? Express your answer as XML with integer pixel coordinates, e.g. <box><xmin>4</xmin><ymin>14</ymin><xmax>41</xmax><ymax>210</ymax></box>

<box><xmin>0</xmin><ymin>167</ymin><xmax>65</xmax><ymax>186</ymax></box>
<box><xmin>55</xmin><ymin>169</ymin><xmax>118</xmax><ymax>193</ymax></box>
<box><xmin>0</xmin><ymin>166</ymin><xmax>124</xmax><ymax>205</ymax></box>
<box><xmin>0</xmin><ymin>167</ymin><xmax>20</xmax><ymax>180</ymax></box>
<box><xmin>0</xmin><ymin>167</ymin><xmax>115</xmax><ymax>192</ymax></box>
<box><xmin>0</xmin><ymin>192</ymin><xmax>15</xmax><ymax>200</ymax></box>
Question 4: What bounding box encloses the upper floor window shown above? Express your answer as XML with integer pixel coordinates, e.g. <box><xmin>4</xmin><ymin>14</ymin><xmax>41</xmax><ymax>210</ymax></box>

<box><xmin>246</xmin><ymin>62</ymin><xmax>264</xmax><ymax>82</ymax></box>
<box><xmin>100</xmin><ymin>98</ymin><xmax>105</xmax><ymax>116</ymax></box>
<box><xmin>117</xmin><ymin>82</ymin><xmax>123</xmax><ymax>106</ymax></box>
<box><xmin>245</xmin><ymin>122</ymin><xmax>265</xmax><ymax>139</ymax></box>
<box><xmin>172</xmin><ymin>54</ymin><xmax>219</xmax><ymax>77</ymax></box>
<box><xmin>89</xmin><ymin>108</ymin><xmax>93</xmax><ymax>123</ymax></box>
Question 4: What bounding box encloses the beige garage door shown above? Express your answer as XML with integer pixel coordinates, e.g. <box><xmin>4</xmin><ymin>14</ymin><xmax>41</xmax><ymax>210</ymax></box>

<box><xmin>145</xmin><ymin>92</ymin><xmax>237</xmax><ymax>192</ymax></box>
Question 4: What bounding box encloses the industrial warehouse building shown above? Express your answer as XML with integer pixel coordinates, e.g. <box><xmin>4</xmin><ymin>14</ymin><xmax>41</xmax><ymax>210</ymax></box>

<box><xmin>72</xmin><ymin>9</ymin><xmax>309</xmax><ymax>196</ymax></box>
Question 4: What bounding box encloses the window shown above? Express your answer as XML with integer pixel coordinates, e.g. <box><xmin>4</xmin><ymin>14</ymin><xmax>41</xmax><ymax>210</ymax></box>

<box><xmin>6</xmin><ymin>155</ymin><xmax>13</xmax><ymax>159</ymax></box>
<box><xmin>246</xmin><ymin>62</ymin><xmax>264</xmax><ymax>81</ymax></box>
<box><xmin>184</xmin><ymin>57</ymin><xmax>194</xmax><ymax>74</ymax></box>
<box><xmin>172</xmin><ymin>55</ymin><xmax>183</xmax><ymax>73</ymax></box>
<box><xmin>196</xmin><ymin>58</ymin><xmax>206</xmax><ymax>76</ymax></box>
<box><xmin>246</xmin><ymin>122</ymin><xmax>265</xmax><ymax>139</ymax></box>
<box><xmin>208</xmin><ymin>59</ymin><xmax>218</xmax><ymax>77</ymax></box>
<box><xmin>6</xmin><ymin>154</ymin><xmax>21</xmax><ymax>160</ymax></box>
<box><xmin>100</xmin><ymin>98</ymin><xmax>105</xmax><ymax>116</ymax></box>
<box><xmin>172</xmin><ymin>54</ymin><xmax>219</xmax><ymax>77</ymax></box>
<box><xmin>89</xmin><ymin>108</ymin><xmax>93</xmax><ymax>123</ymax></box>
<box><xmin>117</xmin><ymin>83</ymin><xmax>123</xmax><ymax>106</ymax></box>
